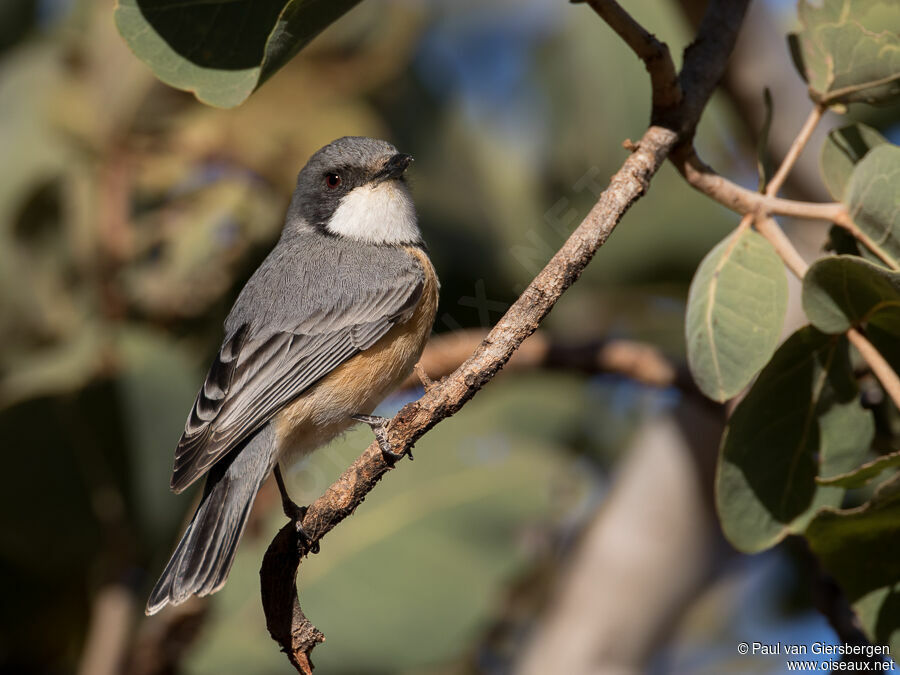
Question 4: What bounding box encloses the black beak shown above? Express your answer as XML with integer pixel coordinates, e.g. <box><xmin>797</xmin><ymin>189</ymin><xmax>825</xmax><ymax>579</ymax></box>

<box><xmin>377</xmin><ymin>153</ymin><xmax>414</xmax><ymax>180</ymax></box>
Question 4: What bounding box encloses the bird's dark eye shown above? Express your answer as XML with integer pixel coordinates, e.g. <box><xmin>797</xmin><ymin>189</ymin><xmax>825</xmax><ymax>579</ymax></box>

<box><xmin>325</xmin><ymin>173</ymin><xmax>341</xmax><ymax>189</ymax></box>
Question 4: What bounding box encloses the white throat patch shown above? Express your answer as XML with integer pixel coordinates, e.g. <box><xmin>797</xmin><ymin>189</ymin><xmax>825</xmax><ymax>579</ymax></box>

<box><xmin>326</xmin><ymin>181</ymin><xmax>420</xmax><ymax>244</ymax></box>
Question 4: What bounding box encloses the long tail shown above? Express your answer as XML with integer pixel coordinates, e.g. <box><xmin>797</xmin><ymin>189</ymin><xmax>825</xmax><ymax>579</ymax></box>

<box><xmin>146</xmin><ymin>424</ymin><xmax>276</xmax><ymax>615</ymax></box>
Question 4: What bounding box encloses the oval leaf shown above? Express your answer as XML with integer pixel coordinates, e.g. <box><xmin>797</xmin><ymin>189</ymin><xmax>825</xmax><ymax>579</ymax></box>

<box><xmin>820</xmin><ymin>123</ymin><xmax>888</xmax><ymax>201</ymax></box>
<box><xmin>806</xmin><ymin>475</ymin><xmax>900</xmax><ymax>653</ymax></box>
<box><xmin>803</xmin><ymin>255</ymin><xmax>900</xmax><ymax>334</ymax></box>
<box><xmin>686</xmin><ymin>228</ymin><xmax>788</xmax><ymax>402</ymax></box>
<box><xmin>789</xmin><ymin>0</ymin><xmax>900</xmax><ymax>105</ymax></box>
<box><xmin>845</xmin><ymin>144</ymin><xmax>900</xmax><ymax>268</ymax></box>
<box><xmin>716</xmin><ymin>327</ymin><xmax>873</xmax><ymax>553</ymax></box>
<box><xmin>114</xmin><ymin>0</ymin><xmax>362</xmax><ymax>108</ymax></box>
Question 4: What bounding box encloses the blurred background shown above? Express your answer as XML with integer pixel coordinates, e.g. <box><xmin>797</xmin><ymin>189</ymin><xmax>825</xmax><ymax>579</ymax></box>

<box><xmin>2</xmin><ymin>0</ymin><xmax>900</xmax><ymax>673</ymax></box>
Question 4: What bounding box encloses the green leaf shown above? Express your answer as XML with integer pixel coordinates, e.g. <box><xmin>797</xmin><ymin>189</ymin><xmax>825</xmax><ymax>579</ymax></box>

<box><xmin>818</xmin><ymin>450</ymin><xmax>900</xmax><ymax>488</ymax></box>
<box><xmin>803</xmin><ymin>255</ymin><xmax>900</xmax><ymax>334</ymax></box>
<box><xmin>820</xmin><ymin>124</ymin><xmax>889</xmax><ymax>200</ymax></box>
<box><xmin>114</xmin><ymin>0</ymin><xmax>362</xmax><ymax>108</ymax></box>
<box><xmin>685</xmin><ymin>228</ymin><xmax>788</xmax><ymax>402</ymax></box>
<box><xmin>806</xmin><ymin>475</ymin><xmax>900</xmax><ymax>652</ymax></box>
<box><xmin>789</xmin><ymin>0</ymin><xmax>900</xmax><ymax>105</ymax></box>
<box><xmin>716</xmin><ymin>327</ymin><xmax>873</xmax><ymax>552</ymax></box>
<box><xmin>115</xmin><ymin>326</ymin><xmax>201</xmax><ymax>542</ymax></box>
<box><xmin>845</xmin><ymin>144</ymin><xmax>900</xmax><ymax>267</ymax></box>
<box><xmin>756</xmin><ymin>88</ymin><xmax>774</xmax><ymax>192</ymax></box>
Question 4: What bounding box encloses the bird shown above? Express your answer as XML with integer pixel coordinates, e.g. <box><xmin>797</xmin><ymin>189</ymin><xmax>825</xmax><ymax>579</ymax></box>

<box><xmin>146</xmin><ymin>136</ymin><xmax>439</xmax><ymax>615</ymax></box>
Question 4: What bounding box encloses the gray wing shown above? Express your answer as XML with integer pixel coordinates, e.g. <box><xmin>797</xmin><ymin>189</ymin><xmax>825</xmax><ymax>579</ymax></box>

<box><xmin>170</xmin><ymin>245</ymin><xmax>425</xmax><ymax>493</ymax></box>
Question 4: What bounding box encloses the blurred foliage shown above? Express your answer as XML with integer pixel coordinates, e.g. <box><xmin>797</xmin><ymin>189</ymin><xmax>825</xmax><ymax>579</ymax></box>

<box><xmin>115</xmin><ymin>0</ymin><xmax>363</xmax><ymax>108</ymax></box>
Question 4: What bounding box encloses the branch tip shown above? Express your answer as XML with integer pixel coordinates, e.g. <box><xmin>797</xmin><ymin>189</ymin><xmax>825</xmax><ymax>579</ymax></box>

<box><xmin>413</xmin><ymin>362</ymin><xmax>436</xmax><ymax>392</ymax></box>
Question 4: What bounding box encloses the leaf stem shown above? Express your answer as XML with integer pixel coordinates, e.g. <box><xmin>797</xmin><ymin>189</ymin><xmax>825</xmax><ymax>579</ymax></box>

<box><xmin>833</xmin><ymin>214</ymin><xmax>900</xmax><ymax>271</ymax></box>
<box><xmin>847</xmin><ymin>328</ymin><xmax>900</xmax><ymax>411</ymax></box>
<box><xmin>765</xmin><ymin>103</ymin><xmax>824</xmax><ymax>197</ymax></box>
<box><xmin>754</xmin><ymin>215</ymin><xmax>900</xmax><ymax>412</ymax></box>
<box><xmin>756</xmin><ymin>216</ymin><xmax>808</xmax><ymax>278</ymax></box>
<box><xmin>821</xmin><ymin>73</ymin><xmax>900</xmax><ymax>106</ymax></box>
<box><xmin>673</xmin><ymin>146</ymin><xmax>848</xmax><ymax>222</ymax></box>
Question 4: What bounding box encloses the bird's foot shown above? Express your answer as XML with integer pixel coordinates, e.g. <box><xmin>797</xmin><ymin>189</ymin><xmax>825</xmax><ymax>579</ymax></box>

<box><xmin>351</xmin><ymin>413</ymin><xmax>412</xmax><ymax>466</ymax></box>
<box><xmin>285</xmin><ymin>502</ymin><xmax>320</xmax><ymax>555</ymax></box>
<box><xmin>273</xmin><ymin>465</ymin><xmax>320</xmax><ymax>554</ymax></box>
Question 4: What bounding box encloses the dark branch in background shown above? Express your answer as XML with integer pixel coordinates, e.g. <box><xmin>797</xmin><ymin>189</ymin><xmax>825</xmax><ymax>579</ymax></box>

<box><xmin>125</xmin><ymin>600</ymin><xmax>208</xmax><ymax>675</ymax></box>
<box><xmin>799</xmin><ymin>541</ymin><xmax>883</xmax><ymax>664</ymax></box>
<box><xmin>261</xmin><ymin>0</ymin><xmax>749</xmax><ymax>670</ymax></box>
<box><xmin>402</xmin><ymin>328</ymin><xmax>698</xmax><ymax>394</ymax></box>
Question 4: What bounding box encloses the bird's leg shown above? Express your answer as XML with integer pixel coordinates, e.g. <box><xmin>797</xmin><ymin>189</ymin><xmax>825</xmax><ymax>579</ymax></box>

<box><xmin>351</xmin><ymin>413</ymin><xmax>413</xmax><ymax>465</ymax></box>
<box><xmin>273</xmin><ymin>464</ymin><xmax>319</xmax><ymax>554</ymax></box>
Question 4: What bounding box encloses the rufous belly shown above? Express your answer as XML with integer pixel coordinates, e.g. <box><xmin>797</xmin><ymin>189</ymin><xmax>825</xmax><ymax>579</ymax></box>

<box><xmin>274</xmin><ymin>247</ymin><xmax>438</xmax><ymax>465</ymax></box>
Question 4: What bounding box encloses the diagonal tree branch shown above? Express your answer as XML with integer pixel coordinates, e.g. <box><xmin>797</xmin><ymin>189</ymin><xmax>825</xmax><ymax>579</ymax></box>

<box><xmin>670</xmin><ymin>144</ymin><xmax>848</xmax><ymax>222</ymax></box>
<box><xmin>261</xmin><ymin>0</ymin><xmax>750</xmax><ymax>670</ymax></box>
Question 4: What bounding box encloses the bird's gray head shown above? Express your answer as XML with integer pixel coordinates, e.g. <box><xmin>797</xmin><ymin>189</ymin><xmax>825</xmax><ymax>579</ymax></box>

<box><xmin>286</xmin><ymin>136</ymin><xmax>420</xmax><ymax>246</ymax></box>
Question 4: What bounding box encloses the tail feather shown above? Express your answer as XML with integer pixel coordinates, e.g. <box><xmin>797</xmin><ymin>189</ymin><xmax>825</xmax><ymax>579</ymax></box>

<box><xmin>146</xmin><ymin>424</ymin><xmax>276</xmax><ymax>615</ymax></box>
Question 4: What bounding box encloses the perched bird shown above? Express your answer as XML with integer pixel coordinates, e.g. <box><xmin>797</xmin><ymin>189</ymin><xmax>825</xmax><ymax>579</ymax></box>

<box><xmin>146</xmin><ymin>137</ymin><xmax>439</xmax><ymax>615</ymax></box>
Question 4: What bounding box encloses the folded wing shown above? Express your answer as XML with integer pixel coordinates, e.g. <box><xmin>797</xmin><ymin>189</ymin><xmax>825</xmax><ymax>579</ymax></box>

<box><xmin>170</xmin><ymin>262</ymin><xmax>424</xmax><ymax>493</ymax></box>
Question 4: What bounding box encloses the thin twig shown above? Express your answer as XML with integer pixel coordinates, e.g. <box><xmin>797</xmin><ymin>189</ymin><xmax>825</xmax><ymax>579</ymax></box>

<box><xmin>748</xmin><ymin>103</ymin><xmax>826</xmax><ymax>273</ymax></box>
<box><xmin>762</xmin><ymin>104</ymin><xmax>899</xmax><ymax>271</ymax></box>
<box><xmin>755</xmin><ymin>216</ymin><xmax>808</xmax><ymax>277</ymax></box>
<box><xmin>679</xmin><ymin>105</ymin><xmax>898</xmax><ymax>271</ymax></box>
<box><xmin>848</xmin><ymin>329</ymin><xmax>900</xmax><ymax>412</ymax></box>
<box><xmin>412</xmin><ymin>362</ymin><xmax>436</xmax><ymax>391</ymax></box>
<box><xmin>835</xmin><ymin>217</ymin><xmax>900</xmax><ymax>271</ymax></box>
<box><xmin>765</xmin><ymin>104</ymin><xmax>824</xmax><ymax>197</ymax></box>
<box><xmin>672</xmin><ymin>146</ymin><xmax>847</xmax><ymax>222</ymax></box>
<box><xmin>754</xmin><ymin>216</ymin><xmax>900</xmax><ymax>411</ymax></box>
<box><xmin>578</xmin><ymin>0</ymin><xmax>682</xmax><ymax>110</ymax></box>
<box><xmin>752</xmin><ymin>107</ymin><xmax>900</xmax><ymax>409</ymax></box>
